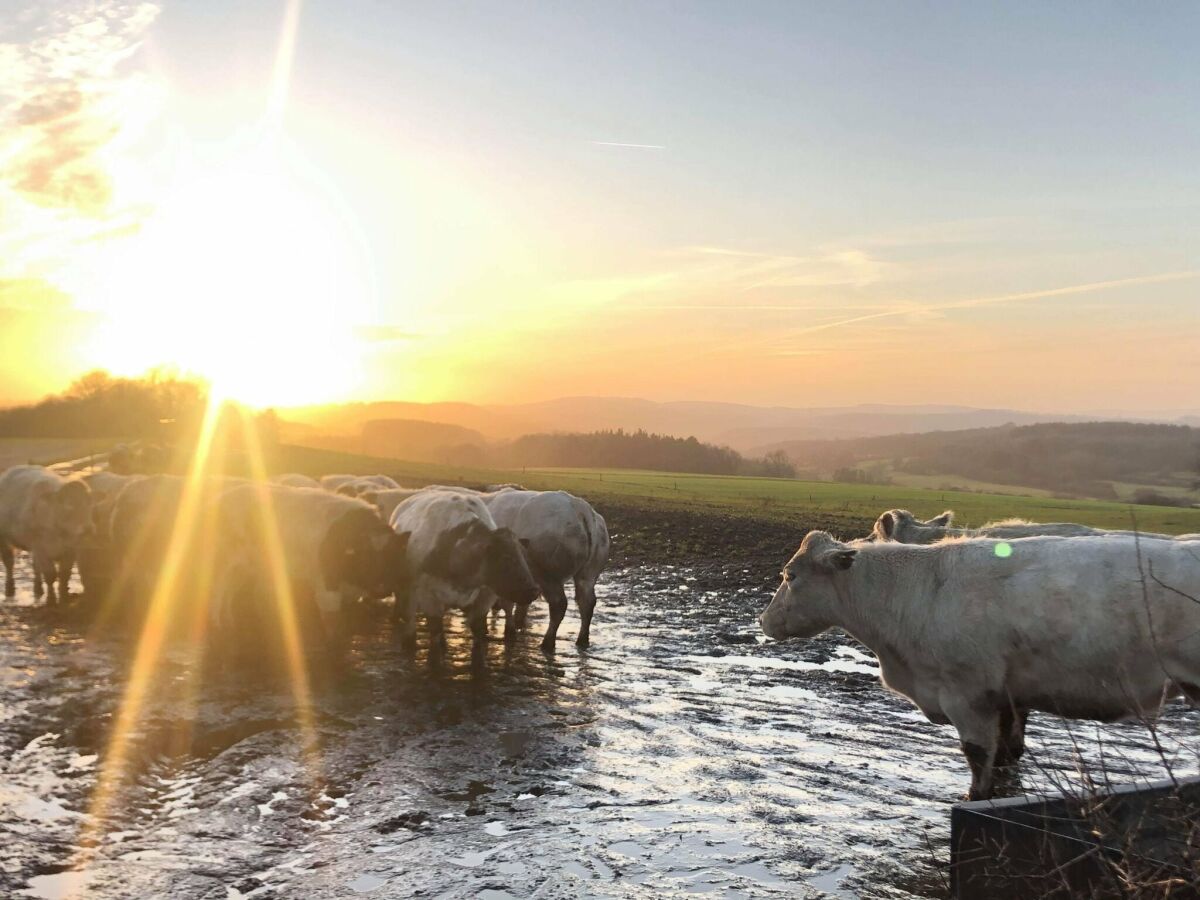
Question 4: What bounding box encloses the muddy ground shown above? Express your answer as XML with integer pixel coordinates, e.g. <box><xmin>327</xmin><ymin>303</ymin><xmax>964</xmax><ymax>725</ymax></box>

<box><xmin>1</xmin><ymin>502</ymin><xmax>1197</xmax><ymax>898</ymax></box>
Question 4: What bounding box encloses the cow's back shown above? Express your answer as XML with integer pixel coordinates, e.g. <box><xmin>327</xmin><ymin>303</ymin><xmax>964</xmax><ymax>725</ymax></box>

<box><xmin>0</xmin><ymin>466</ymin><xmax>65</xmax><ymax>543</ymax></box>
<box><xmin>882</xmin><ymin>536</ymin><xmax>1200</xmax><ymax>718</ymax></box>
<box><xmin>390</xmin><ymin>489</ymin><xmax>495</xmax><ymax>569</ymax></box>
<box><xmin>486</xmin><ymin>490</ymin><xmax>601</xmax><ymax>580</ymax></box>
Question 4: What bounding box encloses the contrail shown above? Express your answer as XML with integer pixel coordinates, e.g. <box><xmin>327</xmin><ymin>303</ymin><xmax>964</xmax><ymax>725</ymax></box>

<box><xmin>784</xmin><ymin>270</ymin><xmax>1198</xmax><ymax>338</ymax></box>
<box><xmin>591</xmin><ymin>141</ymin><xmax>666</xmax><ymax>150</ymax></box>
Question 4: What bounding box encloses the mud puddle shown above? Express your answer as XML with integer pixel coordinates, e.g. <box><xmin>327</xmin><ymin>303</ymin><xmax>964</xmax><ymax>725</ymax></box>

<box><xmin>1</xmin><ymin>548</ymin><xmax>1197</xmax><ymax>898</ymax></box>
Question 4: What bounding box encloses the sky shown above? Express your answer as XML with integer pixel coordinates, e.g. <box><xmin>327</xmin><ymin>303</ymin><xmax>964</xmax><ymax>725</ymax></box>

<box><xmin>0</xmin><ymin>1</ymin><xmax>1197</xmax><ymax>411</ymax></box>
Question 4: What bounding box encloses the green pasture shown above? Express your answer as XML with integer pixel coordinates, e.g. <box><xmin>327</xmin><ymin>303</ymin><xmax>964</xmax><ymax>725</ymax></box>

<box><xmin>272</xmin><ymin>446</ymin><xmax>1200</xmax><ymax>537</ymax></box>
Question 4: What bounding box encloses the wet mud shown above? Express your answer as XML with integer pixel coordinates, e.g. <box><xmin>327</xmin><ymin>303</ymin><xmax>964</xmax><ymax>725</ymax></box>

<box><xmin>1</xmin><ymin>504</ymin><xmax>1197</xmax><ymax>898</ymax></box>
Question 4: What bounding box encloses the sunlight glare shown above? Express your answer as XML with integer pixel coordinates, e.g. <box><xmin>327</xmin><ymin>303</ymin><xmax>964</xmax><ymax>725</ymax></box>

<box><xmin>72</xmin><ymin>140</ymin><xmax>371</xmax><ymax>407</ymax></box>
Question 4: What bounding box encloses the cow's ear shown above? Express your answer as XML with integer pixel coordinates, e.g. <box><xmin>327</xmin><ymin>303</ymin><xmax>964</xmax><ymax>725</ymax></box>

<box><xmin>877</xmin><ymin>511</ymin><xmax>897</xmax><ymax>539</ymax></box>
<box><xmin>822</xmin><ymin>548</ymin><xmax>857</xmax><ymax>571</ymax></box>
<box><xmin>929</xmin><ymin>510</ymin><xmax>954</xmax><ymax>527</ymax></box>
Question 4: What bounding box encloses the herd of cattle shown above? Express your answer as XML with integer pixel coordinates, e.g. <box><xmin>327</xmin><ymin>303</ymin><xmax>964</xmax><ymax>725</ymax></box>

<box><xmin>0</xmin><ymin>465</ymin><xmax>609</xmax><ymax>660</ymax></box>
<box><xmin>2</xmin><ymin>462</ymin><xmax>1199</xmax><ymax>800</ymax></box>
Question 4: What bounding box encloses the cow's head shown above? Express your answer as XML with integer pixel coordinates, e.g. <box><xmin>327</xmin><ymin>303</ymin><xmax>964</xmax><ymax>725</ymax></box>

<box><xmin>759</xmin><ymin>531</ymin><xmax>857</xmax><ymax>641</ymax></box>
<box><xmin>484</xmin><ymin>527</ymin><xmax>539</xmax><ymax>607</ymax></box>
<box><xmin>319</xmin><ymin>506</ymin><xmax>407</xmax><ymax>594</ymax></box>
<box><xmin>871</xmin><ymin>508</ymin><xmax>953</xmax><ymax>544</ymax></box>
<box><xmin>52</xmin><ymin>480</ymin><xmax>93</xmax><ymax>545</ymax></box>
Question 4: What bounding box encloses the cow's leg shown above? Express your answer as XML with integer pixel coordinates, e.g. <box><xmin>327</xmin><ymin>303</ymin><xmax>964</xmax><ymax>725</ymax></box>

<box><xmin>426</xmin><ymin>612</ymin><xmax>445</xmax><ymax>666</ymax></box>
<box><xmin>944</xmin><ymin>696</ymin><xmax>1000</xmax><ymax>800</ymax></box>
<box><xmin>393</xmin><ymin>588</ymin><xmax>418</xmax><ymax>650</ymax></box>
<box><xmin>491</xmin><ymin>596</ymin><xmax>517</xmax><ymax>641</ymax></box>
<box><xmin>540</xmin><ymin>580</ymin><xmax>568</xmax><ymax>653</ymax></box>
<box><xmin>2</xmin><ymin>541</ymin><xmax>15</xmax><ymax>597</ymax></box>
<box><xmin>57</xmin><ymin>551</ymin><xmax>75</xmax><ymax>600</ymax></box>
<box><xmin>35</xmin><ymin>552</ymin><xmax>56</xmax><ymax>604</ymax></box>
<box><xmin>468</xmin><ymin>606</ymin><xmax>489</xmax><ymax>666</ymax></box>
<box><xmin>574</xmin><ymin>576</ymin><xmax>598</xmax><ymax>649</ymax></box>
<box><xmin>995</xmin><ymin>707</ymin><xmax>1028</xmax><ymax>766</ymax></box>
<box><xmin>507</xmin><ymin>602</ymin><xmax>531</xmax><ymax>642</ymax></box>
<box><xmin>513</xmin><ymin>600</ymin><xmax>530</xmax><ymax>632</ymax></box>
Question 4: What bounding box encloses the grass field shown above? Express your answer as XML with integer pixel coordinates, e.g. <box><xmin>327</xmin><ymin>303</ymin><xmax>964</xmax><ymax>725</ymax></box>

<box><xmin>273</xmin><ymin>445</ymin><xmax>1200</xmax><ymax>536</ymax></box>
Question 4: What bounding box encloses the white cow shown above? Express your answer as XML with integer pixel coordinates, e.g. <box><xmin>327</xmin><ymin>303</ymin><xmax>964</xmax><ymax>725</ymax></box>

<box><xmin>210</xmin><ymin>485</ymin><xmax>408</xmax><ymax>653</ymax></box>
<box><xmin>329</xmin><ymin>474</ymin><xmax>401</xmax><ymax>497</ymax></box>
<box><xmin>0</xmin><ymin>465</ymin><xmax>91</xmax><ymax>603</ymax></box>
<box><xmin>271</xmin><ymin>473</ymin><xmax>321</xmax><ymax>490</ymax></box>
<box><xmin>320</xmin><ymin>474</ymin><xmax>359</xmax><ymax>492</ymax></box>
<box><xmin>359</xmin><ymin>487</ymin><xmax>425</xmax><ymax>522</ymax></box>
<box><xmin>105</xmin><ymin>475</ymin><xmax>242</xmax><ymax>617</ymax></box>
<box><xmin>759</xmin><ymin>530</ymin><xmax>1200</xmax><ymax>799</ymax></box>
<box><xmin>74</xmin><ymin>471</ymin><xmax>142</xmax><ymax>598</ymax></box>
<box><xmin>872</xmin><ymin>508</ymin><xmax>1181</xmax><ymax>544</ymax></box>
<box><xmin>388</xmin><ymin>490</ymin><xmax>538</xmax><ymax>660</ymax></box>
<box><xmin>482</xmin><ymin>490</ymin><xmax>610</xmax><ymax>650</ymax></box>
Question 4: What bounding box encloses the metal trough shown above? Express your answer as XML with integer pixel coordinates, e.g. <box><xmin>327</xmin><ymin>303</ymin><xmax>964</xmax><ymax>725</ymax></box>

<box><xmin>951</xmin><ymin>775</ymin><xmax>1200</xmax><ymax>898</ymax></box>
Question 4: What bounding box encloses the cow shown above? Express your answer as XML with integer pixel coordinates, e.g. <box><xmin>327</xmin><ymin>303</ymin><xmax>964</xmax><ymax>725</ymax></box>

<box><xmin>105</xmin><ymin>474</ymin><xmax>235</xmax><ymax>622</ymax></box>
<box><xmin>319</xmin><ymin>474</ymin><xmax>359</xmax><ymax>492</ymax></box>
<box><xmin>0</xmin><ymin>465</ymin><xmax>92</xmax><ymax>604</ymax></box>
<box><xmin>271</xmin><ymin>473</ymin><xmax>321</xmax><ymax>490</ymax></box>
<box><xmin>871</xmin><ymin>508</ymin><xmax>1180</xmax><ymax>544</ymax></box>
<box><xmin>327</xmin><ymin>474</ymin><xmax>401</xmax><ymax>497</ymax></box>
<box><xmin>209</xmin><ymin>484</ymin><xmax>408</xmax><ymax>655</ymax></box>
<box><xmin>74</xmin><ymin>471</ymin><xmax>143</xmax><ymax>598</ymax></box>
<box><xmin>359</xmin><ymin>487</ymin><xmax>425</xmax><ymax>522</ymax></box>
<box><xmin>388</xmin><ymin>490</ymin><xmax>537</xmax><ymax>662</ymax></box>
<box><xmin>759</xmin><ymin>530</ymin><xmax>1200</xmax><ymax>800</ymax></box>
<box><xmin>482</xmin><ymin>490</ymin><xmax>610</xmax><ymax>651</ymax></box>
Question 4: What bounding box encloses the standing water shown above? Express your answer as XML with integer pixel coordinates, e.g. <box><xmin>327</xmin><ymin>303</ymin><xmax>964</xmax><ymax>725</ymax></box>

<box><xmin>1</xmin><ymin>552</ymin><xmax>1196</xmax><ymax>898</ymax></box>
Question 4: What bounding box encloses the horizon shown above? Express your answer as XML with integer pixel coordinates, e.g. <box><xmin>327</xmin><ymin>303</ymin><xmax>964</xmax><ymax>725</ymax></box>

<box><xmin>2</xmin><ymin>2</ymin><xmax>1198</xmax><ymax>413</ymax></box>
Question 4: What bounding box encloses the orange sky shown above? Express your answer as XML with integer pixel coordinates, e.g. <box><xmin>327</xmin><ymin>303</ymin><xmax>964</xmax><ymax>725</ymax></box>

<box><xmin>1</xmin><ymin>2</ymin><xmax>1197</xmax><ymax>413</ymax></box>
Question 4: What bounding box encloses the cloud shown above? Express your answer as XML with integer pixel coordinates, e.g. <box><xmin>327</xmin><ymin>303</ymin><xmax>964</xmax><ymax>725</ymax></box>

<box><xmin>0</xmin><ymin>277</ymin><xmax>72</xmax><ymax>311</ymax></box>
<box><xmin>779</xmin><ymin>270</ymin><xmax>1200</xmax><ymax>340</ymax></box>
<box><xmin>590</xmin><ymin>141</ymin><xmax>666</xmax><ymax>150</ymax></box>
<box><xmin>0</xmin><ymin>1</ymin><xmax>161</xmax><ymax>276</ymax></box>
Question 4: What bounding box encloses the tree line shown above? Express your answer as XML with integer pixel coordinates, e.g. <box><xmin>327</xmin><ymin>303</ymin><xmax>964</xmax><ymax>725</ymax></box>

<box><xmin>491</xmin><ymin>429</ymin><xmax>796</xmax><ymax>477</ymax></box>
<box><xmin>0</xmin><ymin>370</ymin><xmax>208</xmax><ymax>438</ymax></box>
<box><xmin>776</xmin><ymin>421</ymin><xmax>1200</xmax><ymax>501</ymax></box>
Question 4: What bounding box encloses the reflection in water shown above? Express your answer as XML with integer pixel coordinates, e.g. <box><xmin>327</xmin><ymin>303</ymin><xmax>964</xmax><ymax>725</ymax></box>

<box><xmin>0</xmin><ymin>557</ymin><xmax>1196</xmax><ymax>898</ymax></box>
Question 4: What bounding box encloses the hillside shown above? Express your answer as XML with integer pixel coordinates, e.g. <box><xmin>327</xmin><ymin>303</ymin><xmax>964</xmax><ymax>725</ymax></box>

<box><xmin>760</xmin><ymin>421</ymin><xmax>1200</xmax><ymax>503</ymax></box>
<box><xmin>276</xmin><ymin>397</ymin><xmax>1115</xmax><ymax>452</ymax></box>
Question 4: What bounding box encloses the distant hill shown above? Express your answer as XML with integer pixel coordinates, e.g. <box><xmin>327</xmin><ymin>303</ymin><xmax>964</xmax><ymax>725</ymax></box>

<box><xmin>291</xmin><ymin>418</ymin><xmax>489</xmax><ymax>465</ymax></box>
<box><xmin>277</xmin><ymin>397</ymin><xmax>1137</xmax><ymax>452</ymax></box>
<box><xmin>762</xmin><ymin>421</ymin><xmax>1200</xmax><ymax>503</ymax></box>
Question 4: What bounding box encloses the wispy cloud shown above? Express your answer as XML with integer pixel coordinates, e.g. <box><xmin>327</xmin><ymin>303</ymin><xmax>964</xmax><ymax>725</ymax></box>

<box><xmin>0</xmin><ymin>1</ymin><xmax>161</xmax><ymax>282</ymax></box>
<box><xmin>781</xmin><ymin>270</ymin><xmax>1199</xmax><ymax>340</ymax></box>
<box><xmin>353</xmin><ymin>324</ymin><xmax>420</xmax><ymax>344</ymax></box>
<box><xmin>590</xmin><ymin>140</ymin><xmax>666</xmax><ymax>150</ymax></box>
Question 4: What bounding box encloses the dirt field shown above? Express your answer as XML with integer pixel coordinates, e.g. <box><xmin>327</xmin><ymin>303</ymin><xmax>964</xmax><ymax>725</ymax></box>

<box><xmin>1</xmin><ymin>503</ymin><xmax>1196</xmax><ymax>898</ymax></box>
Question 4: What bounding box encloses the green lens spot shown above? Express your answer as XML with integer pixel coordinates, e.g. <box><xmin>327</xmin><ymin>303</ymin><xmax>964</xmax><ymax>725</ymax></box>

<box><xmin>994</xmin><ymin>542</ymin><xmax>1013</xmax><ymax>558</ymax></box>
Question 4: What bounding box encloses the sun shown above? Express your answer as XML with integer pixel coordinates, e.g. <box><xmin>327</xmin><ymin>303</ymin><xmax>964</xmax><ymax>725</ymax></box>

<box><xmin>72</xmin><ymin>137</ymin><xmax>372</xmax><ymax>407</ymax></box>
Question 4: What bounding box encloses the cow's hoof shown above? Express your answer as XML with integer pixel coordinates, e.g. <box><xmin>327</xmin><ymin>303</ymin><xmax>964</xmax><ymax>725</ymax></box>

<box><xmin>575</xmin><ymin>636</ymin><xmax>591</xmax><ymax>649</ymax></box>
<box><xmin>540</xmin><ymin>638</ymin><xmax>556</xmax><ymax>653</ymax></box>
